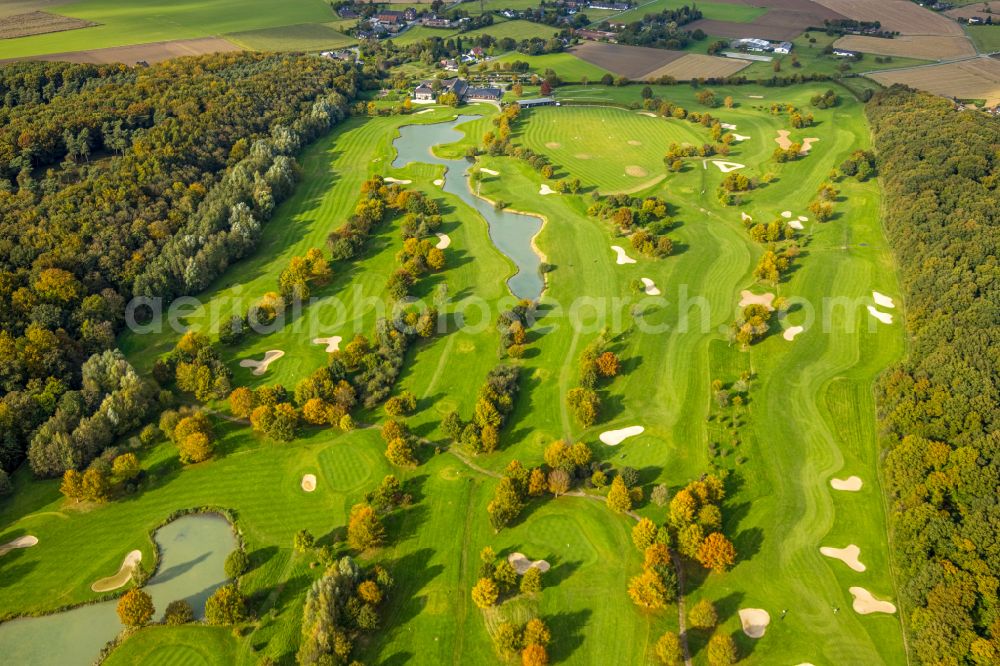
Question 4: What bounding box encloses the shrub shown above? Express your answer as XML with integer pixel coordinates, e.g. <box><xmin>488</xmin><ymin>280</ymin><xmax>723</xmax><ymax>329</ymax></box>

<box><xmin>164</xmin><ymin>599</ymin><xmax>194</xmax><ymax>625</ymax></box>
<box><xmin>225</xmin><ymin>549</ymin><xmax>250</xmax><ymax>579</ymax></box>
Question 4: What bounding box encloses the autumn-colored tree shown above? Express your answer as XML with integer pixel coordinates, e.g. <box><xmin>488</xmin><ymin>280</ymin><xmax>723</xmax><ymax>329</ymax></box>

<box><xmin>522</xmin><ymin>643</ymin><xmax>549</xmax><ymax>666</ymax></box>
<box><xmin>493</xmin><ymin>560</ymin><xmax>519</xmax><ymax>591</ymax></box>
<box><xmin>632</xmin><ymin>518</ymin><xmax>658</xmax><ymax>551</ymax></box>
<box><xmin>347</xmin><ymin>503</ymin><xmax>385</xmax><ymax>551</ymax></box>
<box><xmin>607</xmin><ymin>476</ymin><xmax>633</xmax><ymax>513</ymax></box>
<box><xmin>357</xmin><ymin>580</ymin><xmax>382</xmax><ymax>605</ymax></box>
<box><xmin>81</xmin><ymin>467</ymin><xmax>110</xmax><ymax>502</ymax></box>
<box><xmin>547</xmin><ymin>468</ymin><xmax>570</xmax><ymax>496</ymax></box>
<box><xmin>178</xmin><ymin>431</ymin><xmax>213</xmax><ymax>464</ymax></box>
<box><xmin>117</xmin><ymin>588</ymin><xmax>154</xmax><ymax>627</ymax></box>
<box><xmin>302</xmin><ymin>397</ymin><xmax>332</xmax><ymax>425</ymax></box>
<box><xmin>528</xmin><ymin>467</ymin><xmax>547</xmax><ymax>496</ymax></box>
<box><xmin>521</xmin><ymin>566</ymin><xmax>543</xmax><ymax>595</ymax></box>
<box><xmin>385</xmin><ymin>437</ymin><xmax>417</xmax><ymax>467</ymax></box>
<box><xmin>228</xmin><ymin>387</ymin><xmax>256</xmax><ymax>419</ymax></box>
<box><xmin>60</xmin><ymin>469</ymin><xmax>84</xmax><ymax>502</ymax></box>
<box><xmin>164</xmin><ymin>599</ymin><xmax>194</xmax><ymax>625</ymax></box>
<box><xmin>471</xmin><ymin>577</ymin><xmax>499</xmax><ymax>608</ymax></box>
<box><xmin>655</xmin><ymin>631</ymin><xmax>684</xmax><ymax>665</ymax></box>
<box><xmin>595</xmin><ymin>351</ymin><xmax>620</xmax><ymax>377</ymax></box>
<box><xmin>487</xmin><ymin>477</ymin><xmax>524</xmax><ymax>532</ymax></box>
<box><xmin>706</xmin><ymin>632</ymin><xmax>738</xmax><ymax>665</ymax></box>
<box><xmin>628</xmin><ymin>569</ymin><xmax>668</xmax><ymax>609</ymax></box>
<box><xmin>205</xmin><ymin>583</ymin><xmax>248</xmax><ymax>625</ymax></box>
<box><xmin>697</xmin><ymin>532</ymin><xmax>736</xmax><ymax>573</ymax></box>
<box><xmin>523</xmin><ymin>617</ymin><xmax>551</xmax><ymax>646</ymax></box>
<box><xmin>689</xmin><ymin>598</ymin><xmax>718</xmax><ymax>630</ymax></box>
<box><xmin>112</xmin><ymin>453</ymin><xmax>141</xmax><ymax>481</ymax></box>
<box><xmin>644</xmin><ymin>543</ymin><xmax>672</xmax><ymax>572</ymax></box>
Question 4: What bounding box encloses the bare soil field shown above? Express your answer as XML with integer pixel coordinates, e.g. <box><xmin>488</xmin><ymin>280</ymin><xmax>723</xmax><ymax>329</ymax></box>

<box><xmin>689</xmin><ymin>0</ymin><xmax>848</xmax><ymax>41</ymax></box>
<box><xmin>569</xmin><ymin>41</ymin><xmax>746</xmax><ymax>79</ymax></box>
<box><xmin>0</xmin><ymin>0</ymin><xmax>70</xmax><ymax>18</ymax></box>
<box><xmin>945</xmin><ymin>2</ymin><xmax>1000</xmax><ymax>21</ymax></box>
<box><xmin>835</xmin><ymin>33</ymin><xmax>976</xmax><ymax>59</ymax></box>
<box><xmin>0</xmin><ymin>11</ymin><xmax>96</xmax><ymax>39</ymax></box>
<box><xmin>643</xmin><ymin>52</ymin><xmax>750</xmax><ymax>79</ymax></box>
<box><xmin>0</xmin><ymin>37</ymin><xmax>243</xmax><ymax>65</ymax></box>
<box><xmin>869</xmin><ymin>56</ymin><xmax>1000</xmax><ymax>105</ymax></box>
<box><xmin>813</xmin><ymin>0</ymin><xmax>966</xmax><ymax>35</ymax></box>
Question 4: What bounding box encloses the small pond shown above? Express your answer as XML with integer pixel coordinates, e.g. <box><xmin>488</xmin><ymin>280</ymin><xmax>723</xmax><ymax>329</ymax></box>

<box><xmin>392</xmin><ymin>115</ymin><xmax>545</xmax><ymax>300</ymax></box>
<box><xmin>0</xmin><ymin>513</ymin><xmax>237</xmax><ymax>665</ymax></box>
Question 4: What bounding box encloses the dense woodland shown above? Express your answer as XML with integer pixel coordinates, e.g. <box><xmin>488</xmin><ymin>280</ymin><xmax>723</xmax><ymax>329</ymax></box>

<box><xmin>0</xmin><ymin>54</ymin><xmax>357</xmax><ymax>477</ymax></box>
<box><xmin>868</xmin><ymin>87</ymin><xmax>1000</xmax><ymax>665</ymax></box>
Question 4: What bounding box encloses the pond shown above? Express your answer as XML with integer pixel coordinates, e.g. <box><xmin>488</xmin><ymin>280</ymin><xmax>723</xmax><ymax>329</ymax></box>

<box><xmin>392</xmin><ymin>115</ymin><xmax>546</xmax><ymax>301</ymax></box>
<box><xmin>0</xmin><ymin>513</ymin><xmax>237</xmax><ymax>665</ymax></box>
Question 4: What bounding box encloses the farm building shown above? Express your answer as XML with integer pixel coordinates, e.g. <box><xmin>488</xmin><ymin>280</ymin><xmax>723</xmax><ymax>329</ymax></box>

<box><xmin>412</xmin><ymin>78</ymin><xmax>499</xmax><ymax>103</ymax></box>
<box><xmin>733</xmin><ymin>38</ymin><xmax>771</xmax><ymax>52</ymax></box>
<box><xmin>773</xmin><ymin>41</ymin><xmax>793</xmax><ymax>54</ymax></box>
<box><xmin>517</xmin><ymin>97</ymin><xmax>557</xmax><ymax>108</ymax></box>
<box><xmin>466</xmin><ymin>87</ymin><xmax>503</xmax><ymax>102</ymax></box>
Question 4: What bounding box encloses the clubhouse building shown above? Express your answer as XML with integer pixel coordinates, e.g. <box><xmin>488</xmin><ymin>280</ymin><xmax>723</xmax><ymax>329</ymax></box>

<box><xmin>413</xmin><ymin>78</ymin><xmax>503</xmax><ymax>104</ymax></box>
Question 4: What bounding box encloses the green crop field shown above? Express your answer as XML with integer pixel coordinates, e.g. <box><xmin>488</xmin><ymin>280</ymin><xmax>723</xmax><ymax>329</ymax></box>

<box><xmin>461</xmin><ymin>19</ymin><xmax>562</xmax><ymax>42</ymax></box>
<box><xmin>0</xmin><ymin>78</ymin><xmax>908</xmax><ymax>665</ymax></box>
<box><xmin>225</xmin><ymin>22</ymin><xmax>356</xmax><ymax>52</ymax></box>
<box><xmin>492</xmin><ymin>51</ymin><xmax>614</xmax><ymax>81</ymax></box>
<box><xmin>609</xmin><ymin>0</ymin><xmax>766</xmax><ymax>25</ymax></box>
<box><xmin>0</xmin><ymin>0</ymin><xmax>336</xmax><ymax>59</ymax></box>
<box><xmin>966</xmin><ymin>25</ymin><xmax>1000</xmax><ymax>52</ymax></box>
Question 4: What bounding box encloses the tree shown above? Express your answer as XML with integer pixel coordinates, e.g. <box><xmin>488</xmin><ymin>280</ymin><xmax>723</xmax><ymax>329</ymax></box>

<box><xmin>547</xmin><ymin>468</ymin><xmax>570</xmax><ymax>496</ymax></box>
<box><xmin>164</xmin><ymin>599</ymin><xmax>195</xmax><ymax>625</ymax></box>
<box><xmin>697</xmin><ymin>532</ymin><xmax>737</xmax><ymax>573</ymax></box>
<box><xmin>523</xmin><ymin>617</ymin><xmax>550</xmax><ymax>646</ymax></box>
<box><xmin>522</xmin><ymin>643</ymin><xmax>549</xmax><ymax>666</ymax></box>
<box><xmin>607</xmin><ymin>476</ymin><xmax>633</xmax><ymax>513</ymax></box>
<box><xmin>358</xmin><ymin>580</ymin><xmax>382</xmax><ymax>605</ymax></box>
<box><xmin>117</xmin><ymin>588</ymin><xmax>154</xmax><ymax>627</ymax></box>
<box><xmin>225</xmin><ymin>549</ymin><xmax>250</xmax><ymax>578</ymax></box>
<box><xmin>521</xmin><ymin>566</ymin><xmax>543</xmax><ymax>594</ymax></box>
<box><xmin>689</xmin><ymin>598</ymin><xmax>718</xmax><ymax>630</ymax></box>
<box><xmin>566</xmin><ymin>387</ymin><xmax>599</xmax><ymax>426</ymax></box>
<box><xmin>385</xmin><ymin>437</ymin><xmax>417</xmax><ymax>466</ymax></box>
<box><xmin>493</xmin><ymin>560</ymin><xmax>519</xmax><ymax>591</ymax></box>
<box><xmin>628</xmin><ymin>569</ymin><xmax>668</xmax><ymax>609</ymax></box>
<box><xmin>472</xmin><ymin>577</ymin><xmax>499</xmax><ymax>608</ymax></box>
<box><xmin>632</xmin><ymin>518</ymin><xmax>658</xmax><ymax>551</ymax></box>
<box><xmin>293</xmin><ymin>529</ymin><xmax>315</xmax><ymax>552</ymax></box>
<box><xmin>528</xmin><ymin>467</ymin><xmax>547</xmax><ymax>496</ymax></box>
<box><xmin>81</xmin><ymin>467</ymin><xmax>111</xmax><ymax>502</ymax></box>
<box><xmin>655</xmin><ymin>631</ymin><xmax>684</xmax><ymax>665</ymax></box>
<box><xmin>347</xmin><ymin>503</ymin><xmax>385</xmax><ymax>551</ymax></box>
<box><xmin>60</xmin><ymin>469</ymin><xmax>84</xmax><ymax>502</ymax></box>
<box><xmin>706</xmin><ymin>633</ymin><xmax>739</xmax><ymax>665</ymax></box>
<box><xmin>205</xmin><ymin>583</ymin><xmax>248</xmax><ymax>625</ymax></box>
<box><xmin>487</xmin><ymin>477</ymin><xmax>524</xmax><ymax>532</ymax></box>
<box><xmin>651</xmin><ymin>484</ymin><xmax>670</xmax><ymax>507</ymax></box>
<box><xmin>112</xmin><ymin>453</ymin><xmax>140</xmax><ymax>481</ymax></box>
<box><xmin>595</xmin><ymin>351</ymin><xmax>620</xmax><ymax>377</ymax></box>
<box><xmin>178</xmin><ymin>431</ymin><xmax>213</xmax><ymax>464</ymax></box>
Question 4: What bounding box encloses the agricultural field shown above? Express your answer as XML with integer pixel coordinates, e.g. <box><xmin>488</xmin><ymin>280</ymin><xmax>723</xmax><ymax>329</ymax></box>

<box><xmin>460</xmin><ymin>19</ymin><xmax>562</xmax><ymax>42</ymax></box>
<box><xmin>0</xmin><ymin>37</ymin><xmax>244</xmax><ymax>65</ymax></box>
<box><xmin>610</xmin><ymin>0</ymin><xmax>767</xmax><ymax>25</ymax></box>
<box><xmin>492</xmin><ymin>51</ymin><xmax>615</xmax><ymax>81</ymax></box>
<box><xmin>224</xmin><ymin>22</ymin><xmax>356</xmax><ymax>52</ymax></box>
<box><xmin>0</xmin><ymin>10</ymin><xmax>96</xmax><ymax>39</ymax></box>
<box><xmin>569</xmin><ymin>40</ymin><xmax>749</xmax><ymax>79</ymax></box>
<box><xmin>966</xmin><ymin>25</ymin><xmax>1000</xmax><ymax>52</ymax></box>
<box><xmin>868</xmin><ymin>56</ymin><xmax>1000</xmax><ymax>106</ymax></box>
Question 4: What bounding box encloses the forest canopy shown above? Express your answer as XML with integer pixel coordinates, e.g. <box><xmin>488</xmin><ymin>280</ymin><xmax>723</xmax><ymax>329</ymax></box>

<box><xmin>868</xmin><ymin>87</ymin><xmax>1000</xmax><ymax>664</ymax></box>
<box><xmin>0</xmin><ymin>53</ymin><xmax>357</xmax><ymax>473</ymax></box>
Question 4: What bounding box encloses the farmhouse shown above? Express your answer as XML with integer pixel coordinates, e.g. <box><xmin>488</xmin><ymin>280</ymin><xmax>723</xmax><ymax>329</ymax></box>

<box><xmin>375</xmin><ymin>11</ymin><xmax>405</xmax><ymax>25</ymax></box>
<box><xmin>773</xmin><ymin>41</ymin><xmax>793</xmax><ymax>54</ymax></box>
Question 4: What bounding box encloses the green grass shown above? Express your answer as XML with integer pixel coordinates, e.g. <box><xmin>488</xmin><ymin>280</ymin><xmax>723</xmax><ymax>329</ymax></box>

<box><xmin>492</xmin><ymin>51</ymin><xmax>613</xmax><ymax>81</ymax></box>
<box><xmin>103</xmin><ymin>625</ymin><xmax>242</xmax><ymax>666</ymax></box>
<box><xmin>461</xmin><ymin>19</ymin><xmax>561</xmax><ymax>42</ymax></box>
<box><xmin>0</xmin><ymin>0</ymin><xmax>336</xmax><ymax>58</ymax></box>
<box><xmin>608</xmin><ymin>0</ymin><xmax>766</xmax><ymax>25</ymax></box>
<box><xmin>2</xmin><ymin>82</ymin><xmax>908</xmax><ymax>665</ymax></box>
<box><xmin>225</xmin><ymin>22</ymin><xmax>356</xmax><ymax>52</ymax></box>
<box><xmin>966</xmin><ymin>25</ymin><xmax>1000</xmax><ymax>52</ymax></box>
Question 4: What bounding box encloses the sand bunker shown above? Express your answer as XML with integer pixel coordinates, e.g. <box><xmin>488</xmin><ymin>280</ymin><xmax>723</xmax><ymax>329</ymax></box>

<box><xmin>545</xmin><ymin>142</ymin><xmax>561</xmax><ymax>149</ymax></box>
<box><xmin>312</xmin><ymin>336</ymin><xmax>342</xmax><ymax>353</ymax></box>
<box><xmin>749</xmin><ymin>94</ymin><xmax>764</xmax><ymax>99</ymax></box>
<box><xmin>867</xmin><ymin>306</ymin><xmax>893</xmax><ymax>324</ymax></box>
<box><xmin>384</xmin><ymin>177</ymin><xmax>411</xmax><ymax>184</ymax></box>
<box><xmin>627</xmin><ymin>140</ymin><xmax>642</xmax><ymax>146</ymax></box>
<box><xmin>433</xmin><ymin>178</ymin><xmax>444</xmax><ymax>186</ymax></box>
<box><xmin>800</xmin><ymin>138</ymin><xmax>819</xmax><ymax>154</ymax></box>
<box><xmin>739</xmin><ymin>290</ymin><xmax>775</xmax><ymax>310</ymax></box>
<box><xmin>781</xmin><ymin>211</ymin><xmax>792</xmax><ymax>218</ymax></box>
<box><xmin>625</xmin><ymin>165</ymin><xmax>648</xmax><ymax>177</ymax></box>
<box><xmin>575</xmin><ymin>153</ymin><xmax>591</xmax><ymax>159</ymax></box>
<box><xmin>783</xmin><ymin>325</ymin><xmax>804</xmax><ymax>341</ymax></box>
<box><xmin>640</xmin><ymin>278</ymin><xmax>660</xmax><ymax>296</ymax></box>
<box><xmin>0</xmin><ymin>535</ymin><xmax>38</xmax><ymax>557</ymax></box>
<box><xmin>741</xmin><ymin>212</ymin><xmax>753</xmax><ymax>222</ymax></box>
<box><xmin>91</xmin><ymin>550</ymin><xmax>142</xmax><ymax>592</ymax></box>
<box><xmin>776</xmin><ymin>130</ymin><xmax>819</xmax><ymax>154</ymax></box>
<box><xmin>732</xmin><ymin>133</ymin><xmax>750</xmax><ymax>141</ymax></box>
<box><xmin>738</xmin><ymin>608</ymin><xmax>771</xmax><ymax>638</ymax></box>
<box><xmin>637</xmin><ymin>111</ymin><xmax>657</xmax><ymax>117</ymax></box>
<box><xmin>416</xmin><ymin>108</ymin><xmax>434</xmax><ymax>115</ymax></box>
<box><xmin>435</xmin><ymin>232</ymin><xmax>451</xmax><ymax>249</ymax></box>
<box><xmin>239</xmin><ymin>350</ymin><xmax>284</xmax><ymax>375</ymax></box>
<box><xmin>712</xmin><ymin>161</ymin><xmax>745</xmax><ymax>173</ymax></box>
<box><xmin>539</xmin><ymin>183</ymin><xmax>558</xmax><ymax>195</ymax></box>
<box><xmin>480</xmin><ymin>168</ymin><xmax>499</xmax><ymax>176</ymax></box>
<box><xmin>789</xmin><ymin>220</ymin><xmax>804</xmax><ymax>230</ymax></box>
<box><xmin>600</xmin><ymin>425</ymin><xmax>644</xmax><ymax>446</ymax></box>
<box><xmin>721</xmin><ymin>122</ymin><xmax>737</xmax><ymax>130</ymax></box>
<box><xmin>301</xmin><ymin>474</ymin><xmax>317</xmax><ymax>492</ymax></box>
<box><xmin>872</xmin><ymin>291</ymin><xmax>895</xmax><ymax>309</ymax></box>
<box><xmin>831</xmin><ymin>476</ymin><xmax>863</xmax><ymax>491</ymax></box>
<box><xmin>798</xmin><ymin>215</ymin><xmax>808</xmax><ymax>222</ymax></box>
<box><xmin>820</xmin><ymin>545</ymin><xmax>866</xmax><ymax>573</ymax></box>
<box><xmin>508</xmin><ymin>552</ymin><xmax>551</xmax><ymax>575</ymax></box>
<box><xmin>849</xmin><ymin>587</ymin><xmax>896</xmax><ymax>615</ymax></box>
<box><xmin>611</xmin><ymin>245</ymin><xmax>636</xmax><ymax>265</ymax></box>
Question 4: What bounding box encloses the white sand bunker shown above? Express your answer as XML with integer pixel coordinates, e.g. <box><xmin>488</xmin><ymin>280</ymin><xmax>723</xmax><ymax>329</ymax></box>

<box><xmin>721</xmin><ymin>123</ymin><xmax>737</xmax><ymax>130</ymax></box>
<box><xmin>732</xmin><ymin>133</ymin><xmax>750</xmax><ymax>141</ymax></box>
<box><xmin>539</xmin><ymin>183</ymin><xmax>558</xmax><ymax>195</ymax></box>
<box><xmin>738</xmin><ymin>608</ymin><xmax>771</xmax><ymax>638</ymax></box>
<box><xmin>775</xmin><ymin>130</ymin><xmax>794</xmax><ymax>150</ymax></box>
<box><xmin>741</xmin><ymin>212</ymin><xmax>753</xmax><ymax>222</ymax></box>
<box><xmin>91</xmin><ymin>550</ymin><xmax>142</xmax><ymax>592</ymax></box>
<box><xmin>508</xmin><ymin>552</ymin><xmax>551</xmax><ymax>575</ymax></box>
<box><xmin>301</xmin><ymin>474</ymin><xmax>317</xmax><ymax>492</ymax></box>
<box><xmin>611</xmin><ymin>245</ymin><xmax>636</xmax><ymax>265</ymax></box>
<box><xmin>849</xmin><ymin>587</ymin><xmax>896</xmax><ymax>615</ymax></box>
<box><xmin>872</xmin><ymin>291</ymin><xmax>895</xmax><ymax>308</ymax></box>
<box><xmin>435</xmin><ymin>232</ymin><xmax>451</xmax><ymax>249</ymax></box>
<box><xmin>0</xmin><ymin>535</ymin><xmax>38</xmax><ymax>557</ymax></box>
<box><xmin>789</xmin><ymin>220</ymin><xmax>804</xmax><ymax>230</ymax></box>
<box><xmin>545</xmin><ymin>142</ymin><xmax>561</xmax><ymax>149</ymax></box>
<box><xmin>641</xmin><ymin>278</ymin><xmax>660</xmax><ymax>296</ymax></box>
<box><xmin>820</xmin><ymin>545</ymin><xmax>866</xmax><ymax>572</ymax></box>
<box><xmin>313</xmin><ymin>336</ymin><xmax>342</xmax><ymax>352</ymax></box>
<box><xmin>637</xmin><ymin>111</ymin><xmax>656</xmax><ymax>117</ymax></box>
<box><xmin>800</xmin><ymin>137</ymin><xmax>819</xmax><ymax>154</ymax></box>
<box><xmin>627</xmin><ymin>140</ymin><xmax>642</xmax><ymax>146</ymax></box>
<box><xmin>739</xmin><ymin>290</ymin><xmax>775</xmax><ymax>310</ymax></box>
<box><xmin>867</xmin><ymin>306</ymin><xmax>893</xmax><ymax>324</ymax></box>
<box><xmin>240</xmin><ymin>350</ymin><xmax>284</xmax><ymax>376</ymax></box>
<box><xmin>416</xmin><ymin>108</ymin><xmax>434</xmax><ymax>115</ymax></box>
<box><xmin>749</xmin><ymin>94</ymin><xmax>764</xmax><ymax>99</ymax></box>
<box><xmin>783</xmin><ymin>325</ymin><xmax>804</xmax><ymax>341</ymax></box>
<box><xmin>480</xmin><ymin>168</ymin><xmax>499</xmax><ymax>176</ymax></box>
<box><xmin>798</xmin><ymin>215</ymin><xmax>808</xmax><ymax>222</ymax></box>
<box><xmin>625</xmin><ymin>165</ymin><xmax>648</xmax><ymax>177</ymax></box>
<box><xmin>600</xmin><ymin>425</ymin><xmax>644</xmax><ymax>446</ymax></box>
<box><xmin>712</xmin><ymin>161</ymin><xmax>745</xmax><ymax>173</ymax></box>
<box><xmin>433</xmin><ymin>178</ymin><xmax>444</xmax><ymax>186</ymax></box>
<box><xmin>384</xmin><ymin>177</ymin><xmax>411</xmax><ymax>184</ymax></box>
<box><xmin>830</xmin><ymin>476</ymin><xmax>863</xmax><ymax>491</ymax></box>
<box><xmin>781</xmin><ymin>210</ymin><xmax>792</xmax><ymax>218</ymax></box>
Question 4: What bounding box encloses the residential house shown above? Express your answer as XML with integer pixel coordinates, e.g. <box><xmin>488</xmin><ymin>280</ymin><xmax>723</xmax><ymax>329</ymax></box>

<box><xmin>773</xmin><ymin>41</ymin><xmax>793</xmax><ymax>54</ymax></box>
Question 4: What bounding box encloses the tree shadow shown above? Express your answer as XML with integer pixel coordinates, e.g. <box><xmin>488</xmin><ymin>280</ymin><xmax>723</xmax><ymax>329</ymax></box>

<box><xmin>547</xmin><ymin>608</ymin><xmax>591</xmax><ymax>663</ymax></box>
